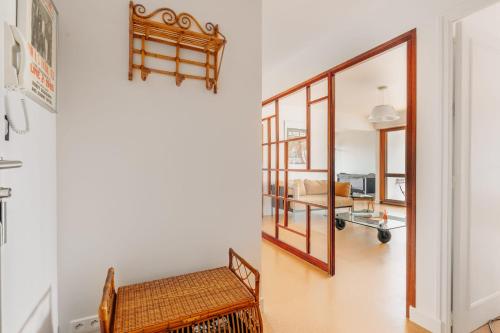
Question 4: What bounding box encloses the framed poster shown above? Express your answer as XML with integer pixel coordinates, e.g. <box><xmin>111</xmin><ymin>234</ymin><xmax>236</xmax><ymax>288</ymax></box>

<box><xmin>284</xmin><ymin>121</ymin><xmax>307</xmax><ymax>166</ymax></box>
<box><xmin>17</xmin><ymin>0</ymin><xmax>58</xmax><ymax>112</ymax></box>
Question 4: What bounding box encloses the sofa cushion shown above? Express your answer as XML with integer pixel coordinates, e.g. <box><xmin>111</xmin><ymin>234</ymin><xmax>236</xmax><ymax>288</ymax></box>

<box><xmin>335</xmin><ymin>182</ymin><xmax>351</xmax><ymax>197</ymax></box>
<box><xmin>304</xmin><ymin>180</ymin><xmax>328</xmax><ymax>195</ymax></box>
<box><xmin>290</xmin><ymin>179</ymin><xmax>306</xmax><ymax>196</ymax></box>
<box><xmin>335</xmin><ymin>195</ymin><xmax>353</xmax><ymax>208</ymax></box>
<box><xmin>278</xmin><ymin>179</ymin><xmax>306</xmax><ymax>196</ymax></box>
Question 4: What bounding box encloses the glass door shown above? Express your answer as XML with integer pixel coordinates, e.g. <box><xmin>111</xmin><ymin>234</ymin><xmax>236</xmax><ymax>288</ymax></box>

<box><xmin>261</xmin><ymin>76</ymin><xmax>333</xmax><ymax>273</ymax></box>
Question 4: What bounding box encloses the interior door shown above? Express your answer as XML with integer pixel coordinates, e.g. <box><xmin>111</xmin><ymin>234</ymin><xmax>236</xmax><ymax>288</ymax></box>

<box><xmin>453</xmin><ymin>10</ymin><xmax>500</xmax><ymax>333</ymax></box>
<box><xmin>260</xmin><ymin>76</ymin><xmax>333</xmax><ymax>274</ymax></box>
<box><xmin>0</xmin><ymin>1</ymin><xmax>58</xmax><ymax>332</ymax></box>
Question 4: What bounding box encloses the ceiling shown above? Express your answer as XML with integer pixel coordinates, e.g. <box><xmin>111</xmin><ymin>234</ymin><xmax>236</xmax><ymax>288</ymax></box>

<box><xmin>261</xmin><ymin>0</ymin><xmax>409</xmax><ymax>73</ymax></box>
<box><xmin>263</xmin><ymin>0</ymin><xmax>362</xmax><ymax>72</ymax></box>
<box><xmin>336</xmin><ymin>43</ymin><xmax>407</xmax><ymax>116</ymax></box>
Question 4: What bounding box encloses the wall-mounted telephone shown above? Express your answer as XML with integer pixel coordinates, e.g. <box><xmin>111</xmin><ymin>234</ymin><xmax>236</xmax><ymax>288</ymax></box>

<box><xmin>3</xmin><ymin>22</ymin><xmax>30</xmax><ymax>137</ymax></box>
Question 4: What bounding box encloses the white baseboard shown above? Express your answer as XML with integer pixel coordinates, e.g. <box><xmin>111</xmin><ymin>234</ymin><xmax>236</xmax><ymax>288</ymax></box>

<box><xmin>409</xmin><ymin>306</ymin><xmax>443</xmax><ymax>333</ymax></box>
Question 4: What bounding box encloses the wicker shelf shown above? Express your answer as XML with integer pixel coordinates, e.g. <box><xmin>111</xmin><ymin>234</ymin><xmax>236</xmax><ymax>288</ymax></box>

<box><xmin>128</xmin><ymin>2</ymin><xmax>226</xmax><ymax>93</ymax></box>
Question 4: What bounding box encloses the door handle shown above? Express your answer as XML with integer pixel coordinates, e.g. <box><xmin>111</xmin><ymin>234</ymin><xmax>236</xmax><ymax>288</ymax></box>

<box><xmin>0</xmin><ymin>160</ymin><xmax>22</xmax><ymax>169</ymax></box>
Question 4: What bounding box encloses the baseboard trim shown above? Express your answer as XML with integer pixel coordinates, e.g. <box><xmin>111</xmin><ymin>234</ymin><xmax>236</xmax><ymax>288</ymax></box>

<box><xmin>409</xmin><ymin>306</ymin><xmax>442</xmax><ymax>333</ymax></box>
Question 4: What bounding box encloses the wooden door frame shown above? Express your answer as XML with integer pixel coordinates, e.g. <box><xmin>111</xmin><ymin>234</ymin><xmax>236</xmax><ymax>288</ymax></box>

<box><xmin>379</xmin><ymin>126</ymin><xmax>407</xmax><ymax>206</ymax></box>
<box><xmin>262</xmin><ymin>29</ymin><xmax>417</xmax><ymax>315</ymax></box>
<box><xmin>329</xmin><ymin>29</ymin><xmax>417</xmax><ymax>316</ymax></box>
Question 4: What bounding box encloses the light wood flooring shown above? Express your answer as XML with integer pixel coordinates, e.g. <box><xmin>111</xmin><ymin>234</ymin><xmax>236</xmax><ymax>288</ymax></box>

<box><xmin>261</xmin><ymin>202</ymin><xmax>499</xmax><ymax>332</ymax></box>
<box><xmin>474</xmin><ymin>320</ymin><xmax>500</xmax><ymax>333</ymax></box>
<box><xmin>261</xmin><ymin>202</ymin><xmax>428</xmax><ymax>332</ymax></box>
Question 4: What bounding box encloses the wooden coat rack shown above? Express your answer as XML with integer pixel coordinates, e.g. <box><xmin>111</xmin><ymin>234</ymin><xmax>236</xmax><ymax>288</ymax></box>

<box><xmin>128</xmin><ymin>2</ymin><xmax>226</xmax><ymax>93</ymax></box>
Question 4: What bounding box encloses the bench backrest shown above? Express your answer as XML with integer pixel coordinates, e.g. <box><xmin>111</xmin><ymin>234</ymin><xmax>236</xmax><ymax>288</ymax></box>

<box><xmin>99</xmin><ymin>268</ymin><xmax>116</xmax><ymax>333</ymax></box>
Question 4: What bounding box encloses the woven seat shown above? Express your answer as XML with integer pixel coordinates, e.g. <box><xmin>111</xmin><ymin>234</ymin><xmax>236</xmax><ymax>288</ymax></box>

<box><xmin>99</xmin><ymin>249</ymin><xmax>263</xmax><ymax>333</ymax></box>
<box><xmin>114</xmin><ymin>267</ymin><xmax>255</xmax><ymax>333</ymax></box>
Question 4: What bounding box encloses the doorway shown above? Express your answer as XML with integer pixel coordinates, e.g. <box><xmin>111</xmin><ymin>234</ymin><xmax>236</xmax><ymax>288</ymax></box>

<box><xmin>261</xmin><ymin>29</ymin><xmax>416</xmax><ymax>315</ymax></box>
<box><xmin>332</xmin><ymin>34</ymin><xmax>416</xmax><ymax>317</ymax></box>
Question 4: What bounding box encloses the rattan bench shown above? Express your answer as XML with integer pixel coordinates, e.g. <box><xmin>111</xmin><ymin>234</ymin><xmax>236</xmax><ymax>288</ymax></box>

<box><xmin>99</xmin><ymin>248</ymin><xmax>263</xmax><ymax>333</ymax></box>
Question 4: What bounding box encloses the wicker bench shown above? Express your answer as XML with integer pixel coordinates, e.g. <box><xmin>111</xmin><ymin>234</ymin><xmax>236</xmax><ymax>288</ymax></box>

<box><xmin>99</xmin><ymin>249</ymin><xmax>263</xmax><ymax>333</ymax></box>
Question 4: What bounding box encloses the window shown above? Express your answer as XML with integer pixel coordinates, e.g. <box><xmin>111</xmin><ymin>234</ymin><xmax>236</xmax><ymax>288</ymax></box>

<box><xmin>380</xmin><ymin>127</ymin><xmax>406</xmax><ymax>205</ymax></box>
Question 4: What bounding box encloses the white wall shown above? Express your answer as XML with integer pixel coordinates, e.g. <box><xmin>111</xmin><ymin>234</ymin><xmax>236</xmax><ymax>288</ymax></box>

<box><xmin>0</xmin><ymin>0</ymin><xmax>58</xmax><ymax>332</ymax></box>
<box><xmin>262</xmin><ymin>0</ymin><xmax>488</xmax><ymax>331</ymax></box>
<box><xmin>335</xmin><ymin>130</ymin><xmax>377</xmax><ymax>176</ymax></box>
<box><xmin>55</xmin><ymin>0</ymin><xmax>262</xmax><ymax>332</ymax></box>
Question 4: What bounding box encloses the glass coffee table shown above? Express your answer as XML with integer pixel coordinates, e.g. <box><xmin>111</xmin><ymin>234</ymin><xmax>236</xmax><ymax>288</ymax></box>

<box><xmin>351</xmin><ymin>193</ymin><xmax>375</xmax><ymax>212</ymax></box>
<box><xmin>335</xmin><ymin>211</ymin><xmax>406</xmax><ymax>243</ymax></box>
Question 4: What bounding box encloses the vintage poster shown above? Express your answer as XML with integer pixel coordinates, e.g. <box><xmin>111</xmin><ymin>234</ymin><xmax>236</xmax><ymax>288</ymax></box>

<box><xmin>18</xmin><ymin>0</ymin><xmax>58</xmax><ymax>112</ymax></box>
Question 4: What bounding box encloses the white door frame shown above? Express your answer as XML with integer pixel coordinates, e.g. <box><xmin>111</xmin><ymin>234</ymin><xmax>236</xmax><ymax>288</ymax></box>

<box><xmin>440</xmin><ymin>1</ymin><xmax>500</xmax><ymax>332</ymax></box>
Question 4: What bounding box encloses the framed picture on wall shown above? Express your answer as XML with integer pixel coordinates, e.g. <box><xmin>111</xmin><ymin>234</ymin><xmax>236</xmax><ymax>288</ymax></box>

<box><xmin>16</xmin><ymin>0</ymin><xmax>58</xmax><ymax>112</ymax></box>
<box><xmin>284</xmin><ymin>121</ymin><xmax>307</xmax><ymax>166</ymax></box>
<box><xmin>288</xmin><ymin>138</ymin><xmax>307</xmax><ymax>165</ymax></box>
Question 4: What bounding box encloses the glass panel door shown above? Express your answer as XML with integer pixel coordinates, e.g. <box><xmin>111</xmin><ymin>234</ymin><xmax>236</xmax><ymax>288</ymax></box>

<box><xmin>261</xmin><ymin>76</ymin><xmax>332</xmax><ymax>273</ymax></box>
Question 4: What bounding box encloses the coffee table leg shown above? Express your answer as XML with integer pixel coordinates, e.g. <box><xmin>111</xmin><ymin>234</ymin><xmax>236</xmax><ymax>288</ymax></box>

<box><xmin>377</xmin><ymin>229</ymin><xmax>392</xmax><ymax>243</ymax></box>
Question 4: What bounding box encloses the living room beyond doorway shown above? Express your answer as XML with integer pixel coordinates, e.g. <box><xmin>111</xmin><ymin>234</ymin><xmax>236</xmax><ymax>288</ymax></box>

<box><xmin>261</xmin><ymin>30</ymin><xmax>417</xmax><ymax>319</ymax></box>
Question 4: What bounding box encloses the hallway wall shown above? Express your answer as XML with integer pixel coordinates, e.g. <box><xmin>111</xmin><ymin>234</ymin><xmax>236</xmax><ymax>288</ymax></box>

<box><xmin>55</xmin><ymin>0</ymin><xmax>262</xmax><ymax>331</ymax></box>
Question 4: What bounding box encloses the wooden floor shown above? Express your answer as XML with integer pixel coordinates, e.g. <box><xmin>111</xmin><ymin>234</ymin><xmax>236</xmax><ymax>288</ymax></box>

<box><xmin>261</xmin><ymin>203</ymin><xmax>428</xmax><ymax>333</ymax></box>
<box><xmin>261</xmin><ymin>201</ymin><xmax>499</xmax><ymax>332</ymax></box>
<box><xmin>474</xmin><ymin>320</ymin><xmax>500</xmax><ymax>333</ymax></box>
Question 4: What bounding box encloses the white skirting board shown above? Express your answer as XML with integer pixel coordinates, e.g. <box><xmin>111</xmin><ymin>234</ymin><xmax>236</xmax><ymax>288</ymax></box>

<box><xmin>409</xmin><ymin>306</ymin><xmax>443</xmax><ymax>333</ymax></box>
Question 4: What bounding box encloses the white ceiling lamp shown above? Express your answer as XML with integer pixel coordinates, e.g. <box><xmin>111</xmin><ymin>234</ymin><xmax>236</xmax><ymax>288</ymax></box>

<box><xmin>368</xmin><ymin>86</ymin><xmax>400</xmax><ymax>123</ymax></box>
